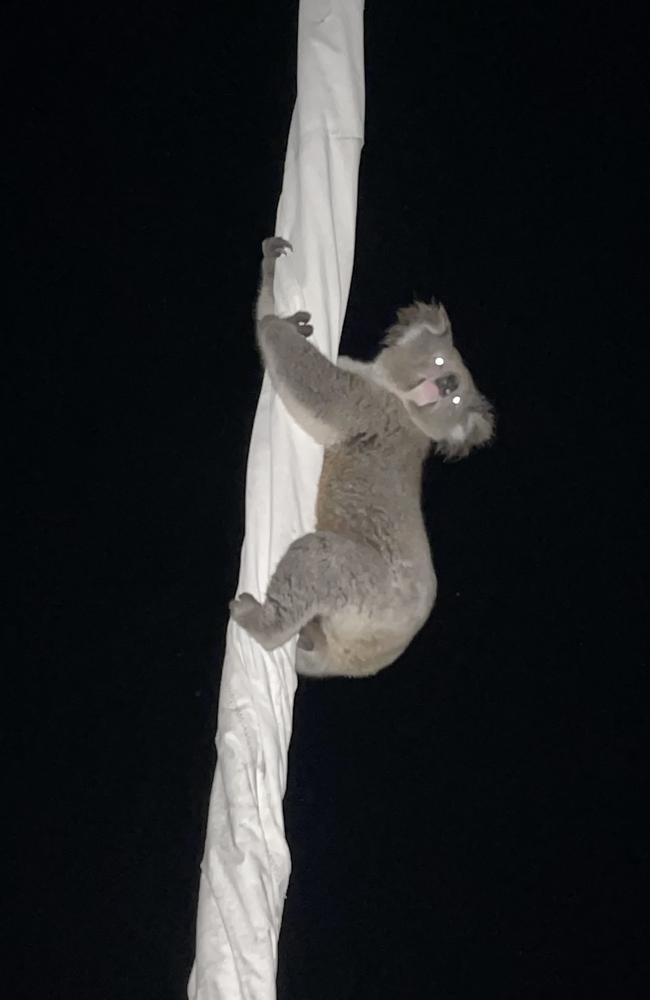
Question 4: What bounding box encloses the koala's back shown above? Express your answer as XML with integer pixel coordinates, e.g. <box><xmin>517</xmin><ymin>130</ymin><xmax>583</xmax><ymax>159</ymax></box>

<box><xmin>315</xmin><ymin>382</ymin><xmax>429</xmax><ymax>558</ymax></box>
<box><xmin>316</xmin><ymin>435</ymin><xmax>422</xmax><ymax>553</ymax></box>
<box><xmin>311</xmin><ymin>382</ymin><xmax>437</xmax><ymax>676</ymax></box>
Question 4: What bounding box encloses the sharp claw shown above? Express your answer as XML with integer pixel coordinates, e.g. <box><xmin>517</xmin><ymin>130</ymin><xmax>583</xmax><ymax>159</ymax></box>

<box><xmin>262</xmin><ymin>236</ymin><xmax>293</xmax><ymax>259</ymax></box>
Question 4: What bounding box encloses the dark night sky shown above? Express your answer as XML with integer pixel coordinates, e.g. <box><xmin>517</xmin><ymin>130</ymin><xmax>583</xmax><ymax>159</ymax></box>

<box><xmin>7</xmin><ymin>2</ymin><xmax>646</xmax><ymax>998</ymax></box>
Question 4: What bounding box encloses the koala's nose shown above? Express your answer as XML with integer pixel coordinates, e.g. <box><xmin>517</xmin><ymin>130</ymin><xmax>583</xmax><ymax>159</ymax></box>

<box><xmin>435</xmin><ymin>373</ymin><xmax>459</xmax><ymax>396</ymax></box>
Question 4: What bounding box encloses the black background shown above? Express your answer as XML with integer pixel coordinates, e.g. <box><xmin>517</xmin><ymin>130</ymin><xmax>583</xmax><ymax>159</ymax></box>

<box><xmin>7</xmin><ymin>1</ymin><xmax>646</xmax><ymax>998</ymax></box>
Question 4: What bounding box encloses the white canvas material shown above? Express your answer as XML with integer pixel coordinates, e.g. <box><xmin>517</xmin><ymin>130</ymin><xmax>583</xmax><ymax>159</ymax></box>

<box><xmin>188</xmin><ymin>2</ymin><xmax>365</xmax><ymax>997</ymax></box>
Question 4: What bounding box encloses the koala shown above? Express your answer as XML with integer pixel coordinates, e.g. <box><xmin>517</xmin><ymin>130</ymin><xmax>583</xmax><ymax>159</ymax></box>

<box><xmin>229</xmin><ymin>237</ymin><xmax>494</xmax><ymax>678</ymax></box>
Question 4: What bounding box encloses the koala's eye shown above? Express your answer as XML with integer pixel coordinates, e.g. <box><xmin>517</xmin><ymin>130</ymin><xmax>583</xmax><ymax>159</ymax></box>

<box><xmin>434</xmin><ymin>356</ymin><xmax>445</xmax><ymax>366</ymax></box>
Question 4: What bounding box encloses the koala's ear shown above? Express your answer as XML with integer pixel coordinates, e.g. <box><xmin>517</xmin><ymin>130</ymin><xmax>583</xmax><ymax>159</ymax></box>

<box><xmin>429</xmin><ymin>300</ymin><xmax>452</xmax><ymax>339</ymax></box>
<box><xmin>384</xmin><ymin>300</ymin><xmax>452</xmax><ymax>346</ymax></box>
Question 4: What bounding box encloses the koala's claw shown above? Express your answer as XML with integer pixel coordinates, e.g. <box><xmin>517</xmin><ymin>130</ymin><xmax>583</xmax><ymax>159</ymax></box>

<box><xmin>287</xmin><ymin>311</ymin><xmax>313</xmax><ymax>337</ymax></box>
<box><xmin>262</xmin><ymin>236</ymin><xmax>292</xmax><ymax>259</ymax></box>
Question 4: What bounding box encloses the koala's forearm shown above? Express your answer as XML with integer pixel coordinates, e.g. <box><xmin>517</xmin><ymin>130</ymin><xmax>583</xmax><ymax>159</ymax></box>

<box><xmin>257</xmin><ymin>317</ymin><xmax>342</xmax><ymax>402</ymax></box>
<box><xmin>256</xmin><ymin>252</ymin><xmax>276</xmax><ymax>321</ymax></box>
<box><xmin>257</xmin><ymin>317</ymin><xmax>361</xmax><ymax>443</ymax></box>
<box><xmin>256</xmin><ymin>235</ymin><xmax>292</xmax><ymax>321</ymax></box>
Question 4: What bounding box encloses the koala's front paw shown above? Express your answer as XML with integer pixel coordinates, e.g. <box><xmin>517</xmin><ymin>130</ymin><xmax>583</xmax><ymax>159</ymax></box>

<box><xmin>286</xmin><ymin>311</ymin><xmax>313</xmax><ymax>337</ymax></box>
<box><xmin>262</xmin><ymin>236</ymin><xmax>292</xmax><ymax>259</ymax></box>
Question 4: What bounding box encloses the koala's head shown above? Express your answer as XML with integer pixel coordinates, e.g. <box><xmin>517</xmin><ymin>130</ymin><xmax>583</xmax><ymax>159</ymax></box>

<box><xmin>376</xmin><ymin>300</ymin><xmax>494</xmax><ymax>458</ymax></box>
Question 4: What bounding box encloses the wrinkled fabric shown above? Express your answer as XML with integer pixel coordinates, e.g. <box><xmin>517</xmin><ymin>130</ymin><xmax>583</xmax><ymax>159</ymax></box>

<box><xmin>188</xmin><ymin>3</ymin><xmax>365</xmax><ymax>998</ymax></box>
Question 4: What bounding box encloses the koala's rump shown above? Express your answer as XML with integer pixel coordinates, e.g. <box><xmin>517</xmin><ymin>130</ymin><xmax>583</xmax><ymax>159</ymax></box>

<box><xmin>313</xmin><ymin>444</ymin><xmax>436</xmax><ymax>676</ymax></box>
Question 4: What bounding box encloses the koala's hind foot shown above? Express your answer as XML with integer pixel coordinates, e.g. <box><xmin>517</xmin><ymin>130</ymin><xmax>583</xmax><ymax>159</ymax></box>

<box><xmin>297</xmin><ymin>618</ymin><xmax>323</xmax><ymax>651</ymax></box>
<box><xmin>229</xmin><ymin>593</ymin><xmax>277</xmax><ymax>650</ymax></box>
<box><xmin>229</xmin><ymin>605</ymin><xmax>331</xmax><ymax>676</ymax></box>
<box><xmin>230</xmin><ymin>590</ymin><xmax>304</xmax><ymax>651</ymax></box>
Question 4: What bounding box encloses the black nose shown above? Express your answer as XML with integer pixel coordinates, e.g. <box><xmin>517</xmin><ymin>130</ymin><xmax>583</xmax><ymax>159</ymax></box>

<box><xmin>435</xmin><ymin>373</ymin><xmax>459</xmax><ymax>396</ymax></box>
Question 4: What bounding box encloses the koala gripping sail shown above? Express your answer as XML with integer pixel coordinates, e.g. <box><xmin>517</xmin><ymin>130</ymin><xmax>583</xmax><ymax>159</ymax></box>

<box><xmin>230</xmin><ymin>238</ymin><xmax>494</xmax><ymax>678</ymax></box>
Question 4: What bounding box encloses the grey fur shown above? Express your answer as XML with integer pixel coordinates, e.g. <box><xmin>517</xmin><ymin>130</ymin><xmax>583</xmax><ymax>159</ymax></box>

<box><xmin>229</xmin><ymin>237</ymin><xmax>494</xmax><ymax>678</ymax></box>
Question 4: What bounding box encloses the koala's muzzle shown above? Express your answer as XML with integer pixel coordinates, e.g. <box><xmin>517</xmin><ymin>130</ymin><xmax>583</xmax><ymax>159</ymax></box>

<box><xmin>434</xmin><ymin>373</ymin><xmax>459</xmax><ymax>396</ymax></box>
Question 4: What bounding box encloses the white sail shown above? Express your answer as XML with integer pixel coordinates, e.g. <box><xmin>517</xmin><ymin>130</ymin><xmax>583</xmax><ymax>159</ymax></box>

<box><xmin>188</xmin><ymin>3</ymin><xmax>365</xmax><ymax>997</ymax></box>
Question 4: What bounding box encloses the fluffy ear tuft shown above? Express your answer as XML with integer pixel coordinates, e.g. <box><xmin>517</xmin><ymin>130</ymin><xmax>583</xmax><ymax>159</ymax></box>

<box><xmin>434</xmin><ymin>393</ymin><xmax>495</xmax><ymax>460</ymax></box>
<box><xmin>384</xmin><ymin>300</ymin><xmax>450</xmax><ymax>345</ymax></box>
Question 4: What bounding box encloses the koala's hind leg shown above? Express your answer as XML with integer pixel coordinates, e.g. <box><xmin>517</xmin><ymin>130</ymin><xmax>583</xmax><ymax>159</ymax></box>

<box><xmin>297</xmin><ymin>617</ymin><xmax>324</xmax><ymax>652</ymax></box>
<box><xmin>229</xmin><ymin>531</ymin><xmax>387</xmax><ymax>652</ymax></box>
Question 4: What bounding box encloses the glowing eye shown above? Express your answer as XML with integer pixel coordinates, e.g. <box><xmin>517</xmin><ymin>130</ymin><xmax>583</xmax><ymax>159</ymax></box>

<box><xmin>451</xmin><ymin>395</ymin><xmax>461</xmax><ymax>405</ymax></box>
<box><xmin>434</xmin><ymin>356</ymin><xmax>445</xmax><ymax>366</ymax></box>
